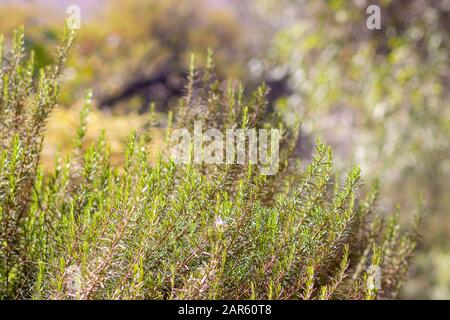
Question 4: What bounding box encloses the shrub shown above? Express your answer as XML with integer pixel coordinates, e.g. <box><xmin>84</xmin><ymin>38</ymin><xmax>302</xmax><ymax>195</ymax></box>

<box><xmin>0</xmin><ymin>28</ymin><xmax>421</xmax><ymax>300</ymax></box>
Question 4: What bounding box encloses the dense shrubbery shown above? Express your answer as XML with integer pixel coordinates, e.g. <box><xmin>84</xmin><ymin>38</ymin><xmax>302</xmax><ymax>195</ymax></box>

<box><xmin>0</xmin><ymin>28</ymin><xmax>421</xmax><ymax>299</ymax></box>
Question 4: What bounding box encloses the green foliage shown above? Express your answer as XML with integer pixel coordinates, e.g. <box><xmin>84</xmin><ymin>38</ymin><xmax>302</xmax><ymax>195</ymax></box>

<box><xmin>0</xmin><ymin>28</ymin><xmax>420</xmax><ymax>300</ymax></box>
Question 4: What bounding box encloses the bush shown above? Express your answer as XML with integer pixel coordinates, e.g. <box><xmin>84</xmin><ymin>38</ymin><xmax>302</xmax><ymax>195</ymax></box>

<box><xmin>0</xmin><ymin>28</ymin><xmax>421</xmax><ymax>300</ymax></box>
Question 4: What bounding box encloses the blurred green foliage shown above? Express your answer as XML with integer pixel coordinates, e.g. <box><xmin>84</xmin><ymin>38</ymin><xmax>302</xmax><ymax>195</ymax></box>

<box><xmin>0</xmin><ymin>0</ymin><xmax>448</xmax><ymax>299</ymax></box>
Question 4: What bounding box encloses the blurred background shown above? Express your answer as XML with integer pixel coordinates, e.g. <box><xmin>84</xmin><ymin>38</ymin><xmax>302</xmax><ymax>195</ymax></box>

<box><xmin>0</xmin><ymin>0</ymin><xmax>448</xmax><ymax>299</ymax></box>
